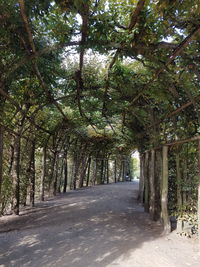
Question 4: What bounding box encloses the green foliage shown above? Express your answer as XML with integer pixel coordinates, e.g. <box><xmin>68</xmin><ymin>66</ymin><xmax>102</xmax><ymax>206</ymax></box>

<box><xmin>0</xmin><ymin>0</ymin><xmax>200</xmax><ymax>216</ymax></box>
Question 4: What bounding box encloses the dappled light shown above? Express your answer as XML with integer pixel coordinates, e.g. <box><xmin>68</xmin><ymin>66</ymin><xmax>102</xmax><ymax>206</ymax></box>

<box><xmin>1</xmin><ymin>182</ymin><xmax>199</xmax><ymax>267</ymax></box>
<box><xmin>1</xmin><ymin>0</ymin><xmax>200</xmax><ymax>266</ymax></box>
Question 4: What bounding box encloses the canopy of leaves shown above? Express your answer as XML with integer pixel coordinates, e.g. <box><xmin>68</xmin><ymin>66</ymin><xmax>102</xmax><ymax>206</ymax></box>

<box><xmin>1</xmin><ymin>0</ymin><xmax>200</xmax><ymax>154</ymax></box>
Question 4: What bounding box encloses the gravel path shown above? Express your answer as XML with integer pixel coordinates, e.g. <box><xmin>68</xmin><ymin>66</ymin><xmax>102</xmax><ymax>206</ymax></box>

<box><xmin>0</xmin><ymin>181</ymin><xmax>199</xmax><ymax>267</ymax></box>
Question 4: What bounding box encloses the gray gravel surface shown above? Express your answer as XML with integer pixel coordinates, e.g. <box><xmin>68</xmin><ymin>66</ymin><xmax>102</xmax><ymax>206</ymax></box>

<box><xmin>0</xmin><ymin>181</ymin><xmax>199</xmax><ymax>267</ymax></box>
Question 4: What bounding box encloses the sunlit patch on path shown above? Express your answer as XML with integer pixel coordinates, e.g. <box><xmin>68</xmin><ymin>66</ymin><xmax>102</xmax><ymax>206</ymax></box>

<box><xmin>0</xmin><ymin>181</ymin><xmax>199</xmax><ymax>267</ymax></box>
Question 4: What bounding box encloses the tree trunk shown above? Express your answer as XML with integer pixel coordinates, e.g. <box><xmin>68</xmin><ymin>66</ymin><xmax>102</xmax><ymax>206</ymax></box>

<box><xmin>30</xmin><ymin>140</ymin><xmax>36</xmax><ymax>207</ymax></box>
<box><xmin>63</xmin><ymin>152</ymin><xmax>68</xmax><ymax>193</ymax></box>
<box><xmin>86</xmin><ymin>157</ymin><xmax>91</xmax><ymax>187</ymax></box>
<box><xmin>114</xmin><ymin>159</ymin><xmax>117</xmax><ymax>183</ymax></box>
<box><xmin>182</xmin><ymin>156</ymin><xmax>188</xmax><ymax>205</ymax></box>
<box><xmin>57</xmin><ymin>158</ymin><xmax>63</xmax><ymax>193</ymax></box>
<box><xmin>197</xmin><ymin>140</ymin><xmax>200</xmax><ymax>251</ymax></box>
<box><xmin>72</xmin><ymin>153</ymin><xmax>80</xmax><ymax>190</ymax></box>
<box><xmin>144</xmin><ymin>151</ymin><xmax>149</xmax><ymax>212</ymax></box>
<box><xmin>138</xmin><ymin>153</ymin><xmax>144</xmax><ymax>203</ymax></box>
<box><xmin>161</xmin><ymin>146</ymin><xmax>170</xmax><ymax>234</ymax></box>
<box><xmin>8</xmin><ymin>144</ymin><xmax>14</xmax><ymax>175</ymax></box>
<box><xmin>103</xmin><ymin>159</ymin><xmax>106</xmax><ymax>184</ymax></box>
<box><xmin>106</xmin><ymin>159</ymin><xmax>109</xmax><ymax>184</ymax></box>
<box><xmin>12</xmin><ymin>134</ymin><xmax>21</xmax><ymax>215</ymax></box>
<box><xmin>122</xmin><ymin>161</ymin><xmax>125</xmax><ymax>182</ymax></box>
<box><xmin>175</xmin><ymin>151</ymin><xmax>182</xmax><ymax>209</ymax></box>
<box><xmin>149</xmin><ymin>149</ymin><xmax>156</xmax><ymax>220</ymax></box>
<box><xmin>0</xmin><ymin>125</ymin><xmax>3</xmax><ymax>200</ymax></box>
<box><xmin>92</xmin><ymin>159</ymin><xmax>98</xmax><ymax>185</ymax></box>
<box><xmin>100</xmin><ymin>159</ymin><xmax>104</xmax><ymax>184</ymax></box>
<box><xmin>40</xmin><ymin>145</ymin><xmax>47</xmax><ymax>201</ymax></box>
<box><xmin>128</xmin><ymin>157</ymin><xmax>133</xmax><ymax>181</ymax></box>
<box><xmin>53</xmin><ymin>153</ymin><xmax>59</xmax><ymax>196</ymax></box>
<box><xmin>49</xmin><ymin>151</ymin><xmax>56</xmax><ymax>194</ymax></box>
<box><xmin>154</xmin><ymin>150</ymin><xmax>162</xmax><ymax>220</ymax></box>
<box><xmin>79</xmin><ymin>156</ymin><xmax>88</xmax><ymax>188</ymax></box>
<box><xmin>118</xmin><ymin>161</ymin><xmax>122</xmax><ymax>182</ymax></box>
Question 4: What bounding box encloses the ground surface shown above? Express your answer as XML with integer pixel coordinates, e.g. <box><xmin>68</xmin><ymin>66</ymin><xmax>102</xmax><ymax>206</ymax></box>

<box><xmin>0</xmin><ymin>181</ymin><xmax>199</xmax><ymax>267</ymax></box>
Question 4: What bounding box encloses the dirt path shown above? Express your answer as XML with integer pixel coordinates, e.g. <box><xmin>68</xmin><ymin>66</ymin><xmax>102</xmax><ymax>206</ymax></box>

<box><xmin>0</xmin><ymin>181</ymin><xmax>199</xmax><ymax>267</ymax></box>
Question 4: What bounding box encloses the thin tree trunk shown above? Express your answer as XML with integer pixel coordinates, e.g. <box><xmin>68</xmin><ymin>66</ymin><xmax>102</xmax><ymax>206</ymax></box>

<box><xmin>63</xmin><ymin>152</ymin><xmax>68</xmax><ymax>193</ymax></box>
<box><xmin>72</xmin><ymin>153</ymin><xmax>80</xmax><ymax>190</ymax></box>
<box><xmin>83</xmin><ymin>157</ymin><xmax>90</xmax><ymax>186</ymax></box>
<box><xmin>103</xmin><ymin>159</ymin><xmax>106</xmax><ymax>184</ymax></box>
<box><xmin>114</xmin><ymin>159</ymin><xmax>117</xmax><ymax>183</ymax></box>
<box><xmin>53</xmin><ymin>153</ymin><xmax>59</xmax><ymax>195</ymax></box>
<box><xmin>161</xmin><ymin>146</ymin><xmax>170</xmax><ymax>234</ymax></box>
<box><xmin>128</xmin><ymin>158</ymin><xmax>132</xmax><ymax>181</ymax></box>
<box><xmin>30</xmin><ymin>140</ymin><xmax>35</xmax><ymax>207</ymax></box>
<box><xmin>0</xmin><ymin>125</ymin><xmax>3</xmax><ymax>200</ymax></box>
<box><xmin>92</xmin><ymin>159</ymin><xmax>98</xmax><ymax>185</ymax></box>
<box><xmin>122</xmin><ymin>161</ymin><xmax>125</xmax><ymax>182</ymax></box>
<box><xmin>40</xmin><ymin>145</ymin><xmax>46</xmax><ymax>201</ymax></box>
<box><xmin>118</xmin><ymin>161</ymin><xmax>122</xmax><ymax>182</ymax></box>
<box><xmin>138</xmin><ymin>153</ymin><xmax>144</xmax><ymax>203</ymax></box>
<box><xmin>155</xmin><ymin>150</ymin><xmax>162</xmax><ymax>220</ymax></box>
<box><xmin>58</xmin><ymin>158</ymin><xmax>64</xmax><ymax>193</ymax></box>
<box><xmin>144</xmin><ymin>151</ymin><xmax>149</xmax><ymax>212</ymax></box>
<box><xmin>79</xmin><ymin>156</ymin><xmax>88</xmax><ymax>188</ymax></box>
<box><xmin>0</xmin><ymin>98</ymin><xmax>5</xmax><ymax>205</ymax></box>
<box><xmin>86</xmin><ymin>157</ymin><xmax>91</xmax><ymax>187</ymax></box>
<box><xmin>70</xmin><ymin>160</ymin><xmax>75</xmax><ymax>190</ymax></box>
<box><xmin>182</xmin><ymin>155</ymin><xmax>188</xmax><ymax>205</ymax></box>
<box><xmin>197</xmin><ymin>140</ymin><xmax>200</xmax><ymax>251</ymax></box>
<box><xmin>8</xmin><ymin>144</ymin><xmax>14</xmax><ymax>175</ymax></box>
<box><xmin>11</xmin><ymin>111</ymin><xmax>27</xmax><ymax>214</ymax></box>
<box><xmin>149</xmin><ymin>149</ymin><xmax>156</xmax><ymax>220</ymax></box>
<box><xmin>100</xmin><ymin>159</ymin><xmax>104</xmax><ymax>184</ymax></box>
<box><xmin>49</xmin><ymin>151</ymin><xmax>56</xmax><ymax>194</ymax></box>
<box><xmin>175</xmin><ymin>151</ymin><xmax>182</xmax><ymax>209</ymax></box>
<box><xmin>106</xmin><ymin>159</ymin><xmax>109</xmax><ymax>184</ymax></box>
<box><xmin>12</xmin><ymin>134</ymin><xmax>21</xmax><ymax>215</ymax></box>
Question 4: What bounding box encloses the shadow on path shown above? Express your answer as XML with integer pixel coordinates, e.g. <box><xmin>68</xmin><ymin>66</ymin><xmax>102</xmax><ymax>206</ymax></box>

<box><xmin>0</xmin><ymin>181</ymin><xmax>197</xmax><ymax>267</ymax></box>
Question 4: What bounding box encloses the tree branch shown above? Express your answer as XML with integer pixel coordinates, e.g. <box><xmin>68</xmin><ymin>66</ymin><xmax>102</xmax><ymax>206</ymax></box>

<box><xmin>128</xmin><ymin>0</ymin><xmax>146</xmax><ymax>31</ymax></box>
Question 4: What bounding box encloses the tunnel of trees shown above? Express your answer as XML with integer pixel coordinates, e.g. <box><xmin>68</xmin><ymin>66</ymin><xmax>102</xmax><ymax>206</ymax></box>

<box><xmin>0</xmin><ymin>0</ymin><xmax>200</xmax><ymax>240</ymax></box>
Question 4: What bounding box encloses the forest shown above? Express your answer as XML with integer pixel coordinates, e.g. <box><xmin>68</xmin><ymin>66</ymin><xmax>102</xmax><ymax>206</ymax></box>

<box><xmin>0</xmin><ymin>0</ymin><xmax>200</xmax><ymax>245</ymax></box>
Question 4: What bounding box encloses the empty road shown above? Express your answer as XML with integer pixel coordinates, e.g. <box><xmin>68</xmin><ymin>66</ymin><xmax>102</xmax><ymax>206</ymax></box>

<box><xmin>0</xmin><ymin>181</ymin><xmax>199</xmax><ymax>267</ymax></box>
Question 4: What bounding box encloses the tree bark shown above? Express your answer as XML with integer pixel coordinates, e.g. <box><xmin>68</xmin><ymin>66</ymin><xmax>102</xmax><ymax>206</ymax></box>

<box><xmin>138</xmin><ymin>153</ymin><xmax>144</xmax><ymax>203</ymax></box>
<box><xmin>161</xmin><ymin>146</ymin><xmax>170</xmax><ymax>234</ymax></box>
<box><xmin>29</xmin><ymin>140</ymin><xmax>36</xmax><ymax>207</ymax></box>
<box><xmin>53</xmin><ymin>153</ymin><xmax>59</xmax><ymax>195</ymax></box>
<box><xmin>0</xmin><ymin>125</ymin><xmax>3</xmax><ymax>200</ymax></box>
<box><xmin>197</xmin><ymin>140</ymin><xmax>200</xmax><ymax>251</ymax></box>
<box><xmin>49</xmin><ymin>151</ymin><xmax>57</xmax><ymax>194</ymax></box>
<box><xmin>92</xmin><ymin>158</ymin><xmax>98</xmax><ymax>186</ymax></box>
<box><xmin>149</xmin><ymin>149</ymin><xmax>156</xmax><ymax>220</ymax></box>
<box><xmin>118</xmin><ymin>161</ymin><xmax>122</xmax><ymax>182</ymax></box>
<box><xmin>175</xmin><ymin>151</ymin><xmax>182</xmax><ymax>209</ymax></box>
<box><xmin>114</xmin><ymin>159</ymin><xmax>117</xmax><ymax>183</ymax></box>
<box><xmin>100</xmin><ymin>159</ymin><xmax>104</xmax><ymax>184</ymax></box>
<box><xmin>72</xmin><ymin>153</ymin><xmax>79</xmax><ymax>190</ymax></box>
<box><xmin>154</xmin><ymin>150</ymin><xmax>162</xmax><ymax>220</ymax></box>
<box><xmin>63</xmin><ymin>151</ymin><xmax>68</xmax><ymax>193</ymax></box>
<box><xmin>182</xmin><ymin>150</ymin><xmax>188</xmax><ymax>205</ymax></box>
<box><xmin>79</xmin><ymin>155</ymin><xmax>88</xmax><ymax>188</ymax></box>
<box><xmin>122</xmin><ymin>161</ymin><xmax>125</xmax><ymax>182</ymax></box>
<box><xmin>12</xmin><ymin>134</ymin><xmax>21</xmax><ymax>215</ymax></box>
<box><xmin>8</xmin><ymin>144</ymin><xmax>14</xmax><ymax>175</ymax></box>
<box><xmin>40</xmin><ymin>145</ymin><xmax>47</xmax><ymax>201</ymax></box>
<box><xmin>57</xmin><ymin>158</ymin><xmax>64</xmax><ymax>193</ymax></box>
<box><xmin>144</xmin><ymin>151</ymin><xmax>149</xmax><ymax>212</ymax></box>
<box><xmin>86</xmin><ymin>157</ymin><xmax>91</xmax><ymax>187</ymax></box>
<box><xmin>106</xmin><ymin>159</ymin><xmax>109</xmax><ymax>184</ymax></box>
